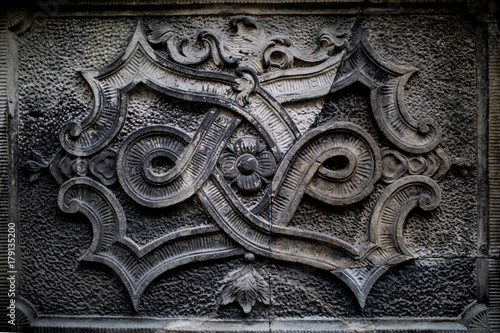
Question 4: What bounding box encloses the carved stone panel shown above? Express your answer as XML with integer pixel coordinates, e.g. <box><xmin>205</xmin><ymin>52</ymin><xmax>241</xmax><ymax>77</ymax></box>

<box><xmin>1</xmin><ymin>1</ymin><xmax>498</xmax><ymax>332</ymax></box>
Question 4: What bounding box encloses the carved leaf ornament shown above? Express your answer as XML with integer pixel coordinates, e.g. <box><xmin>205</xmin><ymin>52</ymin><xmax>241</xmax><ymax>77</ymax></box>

<box><xmin>40</xmin><ymin>18</ymin><xmax>451</xmax><ymax>312</ymax></box>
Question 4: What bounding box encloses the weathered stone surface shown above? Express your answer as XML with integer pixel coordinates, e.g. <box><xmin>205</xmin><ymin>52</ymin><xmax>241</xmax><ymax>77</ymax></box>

<box><xmin>1</xmin><ymin>1</ymin><xmax>498</xmax><ymax>332</ymax></box>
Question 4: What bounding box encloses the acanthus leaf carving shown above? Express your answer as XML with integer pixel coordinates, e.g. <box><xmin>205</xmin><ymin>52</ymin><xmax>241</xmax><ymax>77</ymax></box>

<box><xmin>25</xmin><ymin>148</ymin><xmax>118</xmax><ymax>186</ymax></box>
<box><xmin>220</xmin><ymin>253</ymin><xmax>270</xmax><ymax>314</ymax></box>
<box><xmin>24</xmin><ymin>150</ymin><xmax>49</xmax><ymax>182</ymax></box>
<box><xmin>145</xmin><ymin>16</ymin><xmax>349</xmax><ymax>76</ymax></box>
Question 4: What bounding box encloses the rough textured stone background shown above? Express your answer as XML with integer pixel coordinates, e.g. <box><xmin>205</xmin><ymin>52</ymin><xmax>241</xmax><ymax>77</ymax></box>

<box><xmin>16</xmin><ymin>11</ymin><xmax>479</xmax><ymax>323</ymax></box>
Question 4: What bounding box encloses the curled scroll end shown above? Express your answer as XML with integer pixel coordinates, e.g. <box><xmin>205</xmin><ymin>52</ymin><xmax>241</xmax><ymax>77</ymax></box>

<box><xmin>415</xmin><ymin>118</ymin><xmax>443</xmax><ymax>153</ymax></box>
<box><xmin>418</xmin><ymin>117</ymin><xmax>442</xmax><ymax>138</ymax></box>
<box><xmin>418</xmin><ymin>176</ymin><xmax>442</xmax><ymax>212</ymax></box>
<box><xmin>59</xmin><ymin>122</ymin><xmax>84</xmax><ymax>155</ymax></box>
<box><xmin>58</xmin><ymin>198</ymin><xmax>81</xmax><ymax>214</ymax></box>
<box><xmin>418</xmin><ymin>190</ymin><xmax>441</xmax><ymax>212</ymax></box>
<box><xmin>63</xmin><ymin>122</ymin><xmax>83</xmax><ymax>137</ymax></box>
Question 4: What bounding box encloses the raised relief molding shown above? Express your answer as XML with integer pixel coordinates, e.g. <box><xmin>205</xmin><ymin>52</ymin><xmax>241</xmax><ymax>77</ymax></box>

<box><xmin>331</xmin><ymin>25</ymin><xmax>443</xmax><ymax>154</ymax></box>
<box><xmin>58</xmin><ymin>177</ymin><xmax>243</xmax><ymax>310</ymax></box>
<box><xmin>35</xmin><ymin>17</ymin><xmax>456</xmax><ymax>311</ymax></box>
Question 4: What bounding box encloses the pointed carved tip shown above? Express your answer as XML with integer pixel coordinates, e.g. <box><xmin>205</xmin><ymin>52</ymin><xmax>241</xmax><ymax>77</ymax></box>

<box><xmin>348</xmin><ymin>19</ymin><xmax>368</xmax><ymax>48</ymax></box>
<box><xmin>331</xmin><ymin>265</ymin><xmax>392</xmax><ymax>309</ymax></box>
<box><xmin>136</xmin><ymin>20</ymin><xmax>145</xmax><ymax>35</ymax></box>
<box><xmin>132</xmin><ymin>299</ymin><xmax>141</xmax><ymax>313</ymax></box>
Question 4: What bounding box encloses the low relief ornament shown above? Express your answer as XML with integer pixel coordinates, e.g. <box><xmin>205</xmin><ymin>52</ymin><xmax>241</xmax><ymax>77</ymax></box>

<box><xmin>219</xmin><ymin>136</ymin><xmax>276</xmax><ymax>193</ymax></box>
<box><xmin>25</xmin><ymin>148</ymin><xmax>118</xmax><ymax>185</ymax></box>
<box><xmin>381</xmin><ymin>147</ymin><xmax>452</xmax><ymax>183</ymax></box>
<box><xmin>145</xmin><ymin>16</ymin><xmax>348</xmax><ymax>75</ymax></box>
<box><xmin>331</xmin><ymin>25</ymin><xmax>442</xmax><ymax>154</ymax></box>
<box><xmin>220</xmin><ymin>252</ymin><xmax>270</xmax><ymax>313</ymax></box>
<box><xmin>41</xmin><ymin>17</ymin><xmax>461</xmax><ymax>312</ymax></box>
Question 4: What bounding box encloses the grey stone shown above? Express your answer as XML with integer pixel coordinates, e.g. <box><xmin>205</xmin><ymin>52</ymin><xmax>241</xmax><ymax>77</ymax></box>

<box><xmin>1</xmin><ymin>1</ymin><xmax>498</xmax><ymax>332</ymax></box>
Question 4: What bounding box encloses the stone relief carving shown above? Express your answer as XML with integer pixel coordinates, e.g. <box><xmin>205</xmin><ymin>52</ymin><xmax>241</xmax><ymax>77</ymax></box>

<box><xmin>220</xmin><ymin>252</ymin><xmax>270</xmax><ymax>314</ymax></box>
<box><xmin>26</xmin><ymin>17</ymin><xmax>459</xmax><ymax>313</ymax></box>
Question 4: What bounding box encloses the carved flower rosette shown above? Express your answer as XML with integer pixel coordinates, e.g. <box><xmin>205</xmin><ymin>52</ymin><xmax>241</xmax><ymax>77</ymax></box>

<box><xmin>31</xmin><ymin>17</ymin><xmax>456</xmax><ymax>313</ymax></box>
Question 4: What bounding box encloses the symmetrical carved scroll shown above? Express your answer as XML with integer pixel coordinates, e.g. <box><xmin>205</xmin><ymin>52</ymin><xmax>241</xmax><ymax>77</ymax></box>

<box><xmin>145</xmin><ymin>16</ymin><xmax>348</xmax><ymax>75</ymax></box>
<box><xmin>47</xmin><ymin>18</ymin><xmax>455</xmax><ymax>311</ymax></box>
<box><xmin>146</xmin><ymin>17</ymin><xmax>349</xmax><ymax>104</ymax></box>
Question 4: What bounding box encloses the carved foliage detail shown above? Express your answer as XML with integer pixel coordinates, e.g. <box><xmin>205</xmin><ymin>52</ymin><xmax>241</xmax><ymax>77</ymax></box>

<box><xmin>25</xmin><ymin>148</ymin><xmax>117</xmax><ymax>185</ymax></box>
<box><xmin>145</xmin><ymin>16</ymin><xmax>348</xmax><ymax>75</ymax></box>
<box><xmin>220</xmin><ymin>253</ymin><xmax>270</xmax><ymax>313</ymax></box>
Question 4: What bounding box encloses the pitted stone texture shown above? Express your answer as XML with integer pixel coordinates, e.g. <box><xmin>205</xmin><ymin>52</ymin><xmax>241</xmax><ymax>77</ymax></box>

<box><xmin>313</xmin><ymin>83</ymin><xmax>383</xmax><ymax>145</ymax></box>
<box><xmin>119</xmin><ymin>86</ymin><xmax>209</xmax><ymax>142</ymax></box>
<box><xmin>310</xmin><ymin>16</ymin><xmax>478</xmax><ymax>256</ymax></box>
<box><xmin>403</xmin><ymin>173</ymin><xmax>478</xmax><ymax>257</ymax></box>
<box><xmin>284</xmin><ymin>98</ymin><xmax>326</xmax><ymax>135</ymax></box>
<box><xmin>363</xmin><ymin>258</ymin><xmax>477</xmax><ymax>317</ymax></box>
<box><xmin>366</xmin><ymin>16</ymin><xmax>477</xmax><ymax>167</ymax></box>
<box><xmin>270</xmin><ymin>258</ymin><xmax>476</xmax><ymax>318</ymax></box>
<box><xmin>18</xmin><ymin>18</ymin><xmax>137</xmax><ymax>160</ymax></box>
<box><xmin>140</xmin><ymin>258</ymin><xmax>270</xmax><ymax>319</ymax></box>
<box><xmin>366</xmin><ymin>16</ymin><xmax>478</xmax><ymax>257</ymax></box>
<box><xmin>287</xmin><ymin>184</ymin><xmax>385</xmax><ymax>247</ymax></box>
<box><xmin>17</xmin><ymin>13</ymin><xmax>479</xmax><ymax>319</ymax></box>
<box><xmin>19</xmin><ymin>179</ymin><xmax>135</xmax><ymax>316</ymax></box>
<box><xmin>115</xmin><ymin>187</ymin><xmax>216</xmax><ymax>246</ymax></box>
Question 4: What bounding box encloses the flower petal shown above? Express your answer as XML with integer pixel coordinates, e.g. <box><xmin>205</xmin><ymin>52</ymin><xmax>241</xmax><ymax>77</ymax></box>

<box><xmin>256</xmin><ymin>151</ymin><xmax>276</xmax><ymax>178</ymax></box>
<box><xmin>219</xmin><ymin>153</ymin><xmax>239</xmax><ymax>179</ymax></box>
<box><xmin>233</xmin><ymin>136</ymin><xmax>260</xmax><ymax>156</ymax></box>
<box><xmin>236</xmin><ymin>174</ymin><xmax>262</xmax><ymax>193</ymax></box>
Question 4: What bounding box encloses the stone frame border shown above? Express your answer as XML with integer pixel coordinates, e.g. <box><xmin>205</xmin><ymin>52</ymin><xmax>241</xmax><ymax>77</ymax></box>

<box><xmin>1</xmin><ymin>1</ymin><xmax>498</xmax><ymax>331</ymax></box>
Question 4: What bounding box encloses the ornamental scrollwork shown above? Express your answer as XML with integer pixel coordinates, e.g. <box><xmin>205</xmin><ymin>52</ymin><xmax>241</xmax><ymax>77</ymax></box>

<box><xmin>26</xmin><ymin>17</ymin><xmax>464</xmax><ymax>313</ymax></box>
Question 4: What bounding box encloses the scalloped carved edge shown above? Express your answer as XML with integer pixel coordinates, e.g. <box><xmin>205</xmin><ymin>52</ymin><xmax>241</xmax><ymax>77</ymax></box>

<box><xmin>201</xmin><ymin>171</ymin><xmax>441</xmax><ymax>307</ymax></box>
<box><xmin>330</xmin><ymin>24</ymin><xmax>442</xmax><ymax>154</ymax></box>
<box><xmin>59</xmin><ymin>22</ymin><xmax>300</xmax><ymax>158</ymax></box>
<box><xmin>58</xmin><ymin>177</ymin><xmax>243</xmax><ymax>310</ymax></box>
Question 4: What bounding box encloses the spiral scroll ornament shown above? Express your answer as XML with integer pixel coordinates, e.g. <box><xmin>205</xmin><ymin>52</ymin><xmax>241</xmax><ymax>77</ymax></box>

<box><xmin>46</xmin><ymin>19</ymin><xmax>454</xmax><ymax>311</ymax></box>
